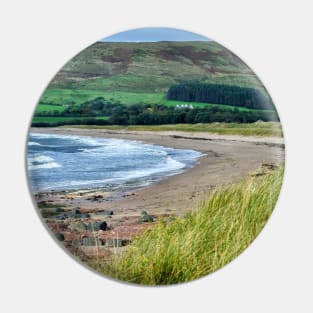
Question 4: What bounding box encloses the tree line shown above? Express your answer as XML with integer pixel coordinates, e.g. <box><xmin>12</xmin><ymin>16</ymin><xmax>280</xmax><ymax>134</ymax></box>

<box><xmin>167</xmin><ymin>83</ymin><xmax>274</xmax><ymax>110</ymax></box>
<box><xmin>32</xmin><ymin>97</ymin><xmax>279</xmax><ymax>127</ymax></box>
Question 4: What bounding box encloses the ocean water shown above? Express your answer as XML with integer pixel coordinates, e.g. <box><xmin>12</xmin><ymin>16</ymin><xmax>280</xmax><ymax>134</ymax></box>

<box><xmin>27</xmin><ymin>133</ymin><xmax>202</xmax><ymax>193</ymax></box>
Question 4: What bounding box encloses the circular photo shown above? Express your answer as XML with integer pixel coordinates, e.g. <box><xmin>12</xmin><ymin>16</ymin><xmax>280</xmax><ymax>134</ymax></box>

<box><xmin>27</xmin><ymin>27</ymin><xmax>285</xmax><ymax>285</ymax></box>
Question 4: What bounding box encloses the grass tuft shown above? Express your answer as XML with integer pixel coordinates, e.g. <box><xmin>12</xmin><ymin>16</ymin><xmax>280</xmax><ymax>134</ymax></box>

<box><xmin>92</xmin><ymin>165</ymin><xmax>284</xmax><ymax>285</ymax></box>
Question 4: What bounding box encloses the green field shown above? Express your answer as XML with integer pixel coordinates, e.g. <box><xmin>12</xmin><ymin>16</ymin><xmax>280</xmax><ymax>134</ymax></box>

<box><xmin>92</xmin><ymin>165</ymin><xmax>284</xmax><ymax>285</ymax></box>
<box><xmin>34</xmin><ymin>41</ymin><xmax>277</xmax><ymax>125</ymax></box>
<box><xmin>35</xmin><ymin>103</ymin><xmax>67</xmax><ymax>114</ymax></box>
<box><xmin>67</xmin><ymin>122</ymin><xmax>283</xmax><ymax>137</ymax></box>
<box><xmin>38</xmin><ymin>88</ymin><xmax>263</xmax><ymax>112</ymax></box>
<box><xmin>39</xmin><ymin>89</ymin><xmax>166</xmax><ymax>106</ymax></box>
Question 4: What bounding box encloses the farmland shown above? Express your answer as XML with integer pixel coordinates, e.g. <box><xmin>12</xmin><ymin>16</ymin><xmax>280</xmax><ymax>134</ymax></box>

<box><xmin>33</xmin><ymin>41</ymin><xmax>278</xmax><ymax>126</ymax></box>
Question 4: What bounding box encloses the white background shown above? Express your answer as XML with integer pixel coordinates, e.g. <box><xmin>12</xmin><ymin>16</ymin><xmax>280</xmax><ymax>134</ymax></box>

<box><xmin>1</xmin><ymin>0</ymin><xmax>312</xmax><ymax>312</ymax></box>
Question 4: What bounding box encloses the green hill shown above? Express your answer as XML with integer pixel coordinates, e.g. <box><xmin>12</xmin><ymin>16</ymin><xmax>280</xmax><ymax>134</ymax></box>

<box><xmin>51</xmin><ymin>41</ymin><xmax>264</xmax><ymax>90</ymax></box>
<box><xmin>38</xmin><ymin>41</ymin><xmax>268</xmax><ymax>107</ymax></box>
<box><xmin>34</xmin><ymin>41</ymin><xmax>278</xmax><ymax>126</ymax></box>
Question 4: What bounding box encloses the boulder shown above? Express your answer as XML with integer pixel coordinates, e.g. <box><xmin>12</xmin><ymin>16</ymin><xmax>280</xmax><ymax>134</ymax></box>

<box><xmin>55</xmin><ymin>233</ymin><xmax>65</xmax><ymax>241</ymax></box>
<box><xmin>72</xmin><ymin>207</ymin><xmax>81</xmax><ymax>214</ymax></box>
<box><xmin>70</xmin><ymin>207</ymin><xmax>91</xmax><ymax>218</ymax></box>
<box><xmin>72</xmin><ymin>237</ymin><xmax>102</xmax><ymax>246</ymax></box>
<box><xmin>82</xmin><ymin>237</ymin><xmax>102</xmax><ymax>246</ymax></box>
<box><xmin>104</xmin><ymin>238</ymin><xmax>130</xmax><ymax>247</ymax></box>
<box><xmin>95</xmin><ymin>210</ymin><xmax>114</xmax><ymax>216</ymax></box>
<box><xmin>41</xmin><ymin>207</ymin><xmax>65</xmax><ymax>218</ymax></box>
<box><xmin>68</xmin><ymin>221</ymin><xmax>87</xmax><ymax>232</ymax></box>
<box><xmin>86</xmin><ymin>195</ymin><xmax>103</xmax><ymax>201</ymax></box>
<box><xmin>86</xmin><ymin>221</ymin><xmax>107</xmax><ymax>231</ymax></box>
<box><xmin>56</xmin><ymin>213</ymin><xmax>69</xmax><ymax>220</ymax></box>
<box><xmin>47</xmin><ymin>207</ymin><xmax>64</xmax><ymax>213</ymax></box>
<box><xmin>138</xmin><ymin>211</ymin><xmax>154</xmax><ymax>223</ymax></box>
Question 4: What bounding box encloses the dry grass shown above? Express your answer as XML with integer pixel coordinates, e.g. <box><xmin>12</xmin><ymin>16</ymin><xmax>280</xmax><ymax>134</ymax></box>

<box><xmin>92</xmin><ymin>165</ymin><xmax>284</xmax><ymax>285</ymax></box>
<box><xmin>67</xmin><ymin>122</ymin><xmax>283</xmax><ymax>137</ymax></box>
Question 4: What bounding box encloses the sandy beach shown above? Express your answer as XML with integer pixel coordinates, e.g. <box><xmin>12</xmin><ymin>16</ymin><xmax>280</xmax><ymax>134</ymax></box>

<box><xmin>30</xmin><ymin>127</ymin><xmax>285</xmax><ymax>219</ymax></box>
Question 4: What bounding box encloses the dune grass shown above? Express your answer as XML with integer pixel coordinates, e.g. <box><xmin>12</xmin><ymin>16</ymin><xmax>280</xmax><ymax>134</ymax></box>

<box><xmin>68</xmin><ymin>122</ymin><xmax>283</xmax><ymax>137</ymax></box>
<box><xmin>92</xmin><ymin>165</ymin><xmax>284</xmax><ymax>285</ymax></box>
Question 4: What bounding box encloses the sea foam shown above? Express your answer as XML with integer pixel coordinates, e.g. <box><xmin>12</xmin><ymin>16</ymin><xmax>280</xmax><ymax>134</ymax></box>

<box><xmin>28</xmin><ymin>141</ymin><xmax>41</xmax><ymax>146</ymax></box>
<box><xmin>28</xmin><ymin>155</ymin><xmax>61</xmax><ymax>170</ymax></box>
<box><xmin>27</xmin><ymin>133</ymin><xmax>201</xmax><ymax>192</ymax></box>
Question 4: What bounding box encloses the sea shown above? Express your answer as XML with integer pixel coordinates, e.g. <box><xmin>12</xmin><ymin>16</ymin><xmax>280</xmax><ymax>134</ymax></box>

<box><xmin>27</xmin><ymin>133</ymin><xmax>202</xmax><ymax>193</ymax></box>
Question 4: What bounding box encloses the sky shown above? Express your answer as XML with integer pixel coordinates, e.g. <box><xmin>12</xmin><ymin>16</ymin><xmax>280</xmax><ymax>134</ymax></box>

<box><xmin>101</xmin><ymin>27</ymin><xmax>210</xmax><ymax>42</ymax></box>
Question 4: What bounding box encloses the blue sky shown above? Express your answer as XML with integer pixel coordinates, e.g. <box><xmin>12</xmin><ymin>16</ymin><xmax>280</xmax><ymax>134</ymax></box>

<box><xmin>101</xmin><ymin>27</ymin><xmax>210</xmax><ymax>42</ymax></box>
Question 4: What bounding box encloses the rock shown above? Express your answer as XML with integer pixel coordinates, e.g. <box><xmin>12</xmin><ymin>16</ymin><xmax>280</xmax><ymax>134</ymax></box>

<box><xmin>41</xmin><ymin>207</ymin><xmax>65</xmax><ymax>218</ymax></box>
<box><xmin>138</xmin><ymin>211</ymin><xmax>154</xmax><ymax>223</ymax></box>
<box><xmin>139</xmin><ymin>215</ymin><xmax>154</xmax><ymax>223</ymax></box>
<box><xmin>72</xmin><ymin>239</ymin><xmax>82</xmax><ymax>246</ymax></box>
<box><xmin>72</xmin><ymin>207</ymin><xmax>81</xmax><ymax>214</ymax></box>
<box><xmin>95</xmin><ymin>210</ymin><xmax>114</xmax><ymax>216</ymax></box>
<box><xmin>56</xmin><ymin>213</ymin><xmax>69</xmax><ymax>220</ymax></box>
<box><xmin>94</xmin><ymin>195</ymin><xmax>103</xmax><ymax>199</ymax></box>
<box><xmin>70</xmin><ymin>208</ymin><xmax>91</xmax><ymax>218</ymax></box>
<box><xmin>50</xmin><ymin>207</ymin><xmax>64</xmax><ymax>213</ymax></box>
<box><xmin>104</xmin><ymin>238</ymin><xmax>129</xmax><ymax>247</ymax></box>
<box><xmin>72</xmin><ymin>237</ymin><xmax>102</xmax><ymax>246</ymax></box>
<box><xmin>53</xmin><ymin>210</ymin><xmax>89</xmax><ymax>220</ymax></box>
<box><xmin>86</xmin><ymin>195</ymin><xmax>103</xmax><ymax>201</ymax></box>
<box><xmin>82</xmin><ymin>237</ymin><xmax>102</xmax><ymax>246</ymax></box>
<box><xmin>86</xmin><ymin>221</ymin><xmax>107</xmax><ymax>231</ymax></box>
<box><xmin>55</xmin><ymin>233</ymin><xmax>65</xmax><ymax>241</ymax></box>
<box><xmin>72</xmin><ymin>214</ymin><xmax>81</xmax><ymax>219</ymax></box>
<box><xmin>68</xmin><ymin>221</ymin><xmax>87</xmax><ymax>232</ymax></box>
<box><xmin>70</xmin><ymin>208</ymin><xmax>82</xmax><ymax>218</ymax></box>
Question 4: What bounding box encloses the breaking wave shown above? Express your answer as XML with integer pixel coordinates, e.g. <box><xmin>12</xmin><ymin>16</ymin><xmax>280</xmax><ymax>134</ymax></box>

<box><xmin>28</xmin><ymin>155</ymin><xmax>61</xmax><ymax>170</ymax></box>
<box><xmin>27</xmin><ymin>133</ymin><xmax>202</xmax><ymax>192</ymax></box>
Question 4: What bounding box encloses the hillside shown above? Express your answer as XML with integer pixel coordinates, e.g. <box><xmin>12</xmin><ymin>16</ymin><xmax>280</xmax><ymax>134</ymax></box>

<box><xmin>50</xmin><ymin>41</ymin><xmax>264</xmax><ymax>91</ymax></box>
<box><xmin>39</xmin><ymin>41</ymin><xmax>268</xmax><ymax>104</ymax></box>
<box><xmin>34</xmin><ymin>41</ymin><xmax>278</xmax><ymax>126</ymax></box>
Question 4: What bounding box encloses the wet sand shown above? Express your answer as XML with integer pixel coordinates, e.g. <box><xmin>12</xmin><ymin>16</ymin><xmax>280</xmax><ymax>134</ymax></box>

<box><xmin>31</xmin><ymin>127</ymin><xmax>285</xmax><ymax>220</ymax></box>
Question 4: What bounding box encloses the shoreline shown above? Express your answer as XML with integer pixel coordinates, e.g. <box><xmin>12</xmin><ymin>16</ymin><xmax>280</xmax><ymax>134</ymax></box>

<box><xmin>29</xmin><ymin>129</ymin><xmax>204</xmax><ymax>200</ymax></box>
<box><xmin>30</xmin><ymin>126</ymin><xmax>285</xmax><ymax>148</ymax></box>
<box><xmin>30</xmin><ymin>127</ymin><xmax>284</xmax><ymax>214</ymax></box>
<box><xmin>29</xmin><ymin>126</ymin><xmax>285</xmax><ymax>258</ymax></box>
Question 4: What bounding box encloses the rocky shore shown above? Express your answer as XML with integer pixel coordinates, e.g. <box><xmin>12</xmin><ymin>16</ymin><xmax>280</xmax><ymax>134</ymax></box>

<box><xmin>30</xmin><ymin>127</ymin><xmax>285</xmax><ymax>261</ymax></box>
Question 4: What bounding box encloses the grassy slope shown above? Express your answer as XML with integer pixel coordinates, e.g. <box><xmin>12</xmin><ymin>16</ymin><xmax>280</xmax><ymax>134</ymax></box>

<box><xmin>37</xmin><ymin>41</ymin><xmax>271</xmax><ymax>112</ymax></box>
<box><xmin>67</xmin><ymin>122</ymin><xmax>283</xmax><ymax>137</ymax></box>
<box><xmin>92</xmin><ymin>165</ymin><xmax>284</xmax><ymax>285</ymax></box>
<box><xmin>50</xmin><ymin>41</ymin><xmax>262</xmax><ymax>92</ymax></box>
<box><xmin>35</xmin><ymin>104</ymin><xmax>66</xmax><ymax>113</ymax></box>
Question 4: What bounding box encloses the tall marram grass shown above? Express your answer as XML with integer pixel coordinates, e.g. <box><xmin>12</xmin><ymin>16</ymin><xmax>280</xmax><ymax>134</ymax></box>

<box><xmin>69</xmin><ymin>122</ymin><xmax>283</xmax><ymax>137</ymax></box>
<box><xmin>93</xmin><ymin>165</ymin><xmax>284</xmax><ymax>285</ymax></box>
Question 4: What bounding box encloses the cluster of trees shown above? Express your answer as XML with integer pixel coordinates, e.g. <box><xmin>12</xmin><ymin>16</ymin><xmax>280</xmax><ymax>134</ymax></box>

<box><xmin>33</xmin><ymin>97</ymin><xmax>278</xmax><ymax>127</ymax></box>
<box><xmin>109</xmin><ymin>105</ymin><xmax>278</xmax><ymax>124</ymax></box>
<box><xmin>167</xmin><ymin>83</ymin><xmax>274</xmax><ymax>110</ymax></box>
